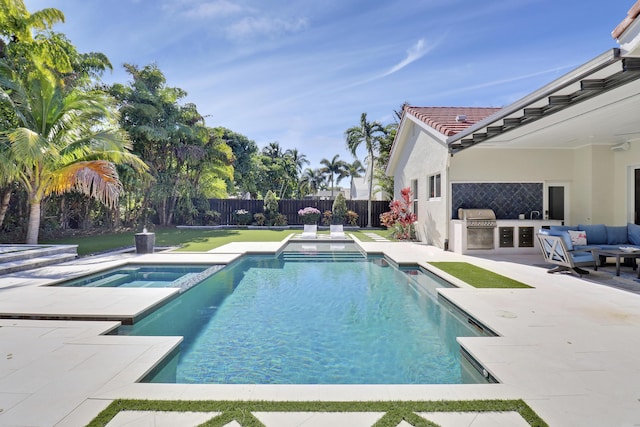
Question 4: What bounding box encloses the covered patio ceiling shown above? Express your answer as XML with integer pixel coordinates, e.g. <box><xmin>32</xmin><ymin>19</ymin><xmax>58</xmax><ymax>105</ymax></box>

<box><xmin>449</xmin><ymin>49</ymin><xmax>640</xmax><ymax>153</ymax></box>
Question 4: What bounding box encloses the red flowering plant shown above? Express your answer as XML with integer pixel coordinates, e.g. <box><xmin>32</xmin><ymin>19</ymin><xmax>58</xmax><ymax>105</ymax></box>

<box><xmin>380</xmin><ymin>187</ymin><xmax>417</xmax><ymax>240</ymax></box>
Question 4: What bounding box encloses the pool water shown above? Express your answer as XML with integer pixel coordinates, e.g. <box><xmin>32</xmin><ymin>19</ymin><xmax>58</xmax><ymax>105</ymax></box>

<box><xmin>119</xmin><ymin>256</ymin><xmax>486</xmax><ymax>384</ymax></box>
<box><xmin>57</xmin><ymin>264</ymin><xmax>220</xmax><ymax>289</ymax></box>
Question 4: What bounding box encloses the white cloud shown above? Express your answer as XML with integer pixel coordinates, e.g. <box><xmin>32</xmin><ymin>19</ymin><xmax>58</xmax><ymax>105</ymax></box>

<box><xmin>183</xmin><ymin>0</ymin><xmax>244</xmax><ymax>18</ymax></box>
<box><xmin>227</xmin><ymin>16</ymin><xmax>309</xmax><ymax>40</ymax></box>
<box><xmin>380</xmin><ymin>38</ymin><xmax>432</xmax><ymax>77</ymax></box>
<box><xmin>163</xmin><ymin>0</ymin><xmax>244</xmax><ymax>19</ymax></box>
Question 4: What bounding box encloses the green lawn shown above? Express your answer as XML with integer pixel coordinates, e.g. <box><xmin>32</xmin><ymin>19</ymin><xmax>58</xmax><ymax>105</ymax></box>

<box><xmin>42</xmin><ymin>227</ymin><xmax>394</xmax><ymax>256</ymax></box>
<box><xmin>89</xmin><ymin>399</ymin><xmax>548</xmax><ymax>427</ymax></box>
<box><xmin>428</xmin><ymin>262</ymin><xmax>532</xmax><ymax>288</ymax></box>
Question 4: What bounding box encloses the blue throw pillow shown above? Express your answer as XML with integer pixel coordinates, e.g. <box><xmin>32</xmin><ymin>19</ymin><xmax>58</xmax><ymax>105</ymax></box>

<box><xmin>606</xmin><ymin>226</ymin><xmax>628</xmax><ymax>245</ymax></box>
<box><xmin>628</xmin><ymin>223</ymin><xmax>640</xmax><ymax>246</ymax></box>
<box><xmin>578</xmin><ymin>224</ymin><xmax>607</xmax><ymax>245</ymax></box>
<box><xmin>546</xmin><ymin>229</ymin><xmax>574</xmax><ymax>250</ymax></box>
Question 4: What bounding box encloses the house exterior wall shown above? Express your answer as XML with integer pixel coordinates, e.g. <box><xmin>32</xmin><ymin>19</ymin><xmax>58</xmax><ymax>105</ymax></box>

<box><xmin>392</xmin><ymin>122</ymin><xmax>449</xmax><ymax>247</ymax></box>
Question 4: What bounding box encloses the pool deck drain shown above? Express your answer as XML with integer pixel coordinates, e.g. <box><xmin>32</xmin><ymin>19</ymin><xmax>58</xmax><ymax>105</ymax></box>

<box><xmin>1</xmin><ymin>240</ymin><xmax>640</xmax><ymax>426</ymax></box>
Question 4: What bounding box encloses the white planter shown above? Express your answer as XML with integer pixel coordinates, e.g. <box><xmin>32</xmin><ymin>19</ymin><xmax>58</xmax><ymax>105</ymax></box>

<box><xmin>303</xmin><ymin>224</ymin><xmax>318</xmax><ymax>233</ymax></box>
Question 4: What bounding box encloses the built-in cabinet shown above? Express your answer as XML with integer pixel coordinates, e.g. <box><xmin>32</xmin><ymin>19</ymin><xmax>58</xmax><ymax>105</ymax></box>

<box><xmin>450</xmin><ymin>219</ymin><xmax>562</xmax><ymax>254</ymax></box>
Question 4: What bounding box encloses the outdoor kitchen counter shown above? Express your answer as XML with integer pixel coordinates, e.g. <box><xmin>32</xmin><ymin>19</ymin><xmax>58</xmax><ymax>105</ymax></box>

<box><xmin>449</xmin><ymin>219</ymin><xmax>562</xmax><ymax>254</ymax></box>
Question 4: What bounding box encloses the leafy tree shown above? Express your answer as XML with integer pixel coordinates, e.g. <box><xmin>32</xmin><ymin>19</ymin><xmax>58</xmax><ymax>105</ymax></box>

<box><xmin>254</xmin><ymin>142</ymin><xmax>298</xmax><ymax>199</ymax></box>
<box><xmin>345</xmin><ymin>112</ymin><xmax>387</xmax><ymax>226</ymax></box>
<box><xmin>110</xmin><ymin>63</ymin><xmax>232</xmax><ymax>226</ymax></box>
<box><xmin>374</xmin><ymin>123</ymin><xmax>397</xmax><ymax>200</ymax></box>
<box><xmin>320</xmin><ymin>154</ymin><xmax>348</xmax><ymax>199</ymax></box>
<box><xmin>213</xmin><ymin>127</ymin><xmax>258</xmax><ymax>197</ymax></box>
<box><xmin>0</xmin><ymin>61</ymin><xmax>146</xmax><ymax>243</ymax></box>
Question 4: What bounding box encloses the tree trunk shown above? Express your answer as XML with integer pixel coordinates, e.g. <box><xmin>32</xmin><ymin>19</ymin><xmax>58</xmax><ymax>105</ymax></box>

<box><xmin>366</xmin><ymin>152</ymin><xmax>374</xmax><ymax>228</ymax></box>
<box><xmin>0</xmin><ymin>186</ymin><xmax>12</xmax><ymax>228</ymax></box>
<box><xmin>25</xmin><ymin>192</ymin><xmax>41</xmax><ymax>244</ymax></box>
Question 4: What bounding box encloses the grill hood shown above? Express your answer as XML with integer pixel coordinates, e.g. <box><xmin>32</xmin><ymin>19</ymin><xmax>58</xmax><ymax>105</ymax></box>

<box><xmin>458</xmin><ymin>208</ymin><xmax>496</xmax><ymax>221</ymax></box>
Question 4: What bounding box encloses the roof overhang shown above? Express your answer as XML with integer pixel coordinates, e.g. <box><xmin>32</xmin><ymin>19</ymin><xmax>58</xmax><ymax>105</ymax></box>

<box><xmin>447</xmin><ymin>49</ymin><xmax>640</xmax><ymax>154</ymax></box>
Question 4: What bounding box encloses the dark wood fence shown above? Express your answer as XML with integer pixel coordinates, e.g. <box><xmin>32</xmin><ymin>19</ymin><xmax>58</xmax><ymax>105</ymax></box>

<box><xmin>208</xmin><ymin>199</ymin><xmax>390</xmax><ymax>228</ymax></box>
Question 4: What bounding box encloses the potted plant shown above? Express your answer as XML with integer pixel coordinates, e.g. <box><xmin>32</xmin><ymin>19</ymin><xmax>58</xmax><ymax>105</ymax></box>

<box><xmin>298</xmin><ymin>206</ymin><xmax>321</xmax><ymax>234</ymax></box>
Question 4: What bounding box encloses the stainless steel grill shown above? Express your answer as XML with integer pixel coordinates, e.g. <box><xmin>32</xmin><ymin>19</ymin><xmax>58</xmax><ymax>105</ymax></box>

<box><xmin>458</xmin><ymin>208</ymin><xmax>497</xmax><ymax>249</ymax></box>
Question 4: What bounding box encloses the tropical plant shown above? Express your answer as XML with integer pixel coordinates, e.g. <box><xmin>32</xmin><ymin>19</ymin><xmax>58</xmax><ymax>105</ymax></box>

<box><xmin>233</xmin><ymin>208</ymin><xmax>252</xmax><ymax>225</ymax></box>
<box><xmin>110</xmin><ymin>63</ymin><xmax>233</xmax><ymax>226</ymax></box>
<box><xmin>346</xmin><ymin>210</ymin><xmax>359</xmax><ymax>226</ymax></box>
<box><xmin>298</xmin><ymin>167</ymin><xmax>325</xmax><ymax>197</ymax></box>
<box><xmin>321</xmin><ymin>210</ymin><xmax>332</xmax><ymax>226</ymax></box>
<box><xmin>263</xmin><ymin>190</ymin><xmax>279</xmax><ymax>225</ymax></box>
<box><xmin>0</xmin><ymin>61</ymin><xmax>146</xmax><ymax>243</ymax></box>
<box><xmin>320</xmin><ymin>154</ymin><xmax>348</xmax><ymax>198</ymax></box>
<box><xmin>331</xmin><ymin>192</ymin><xmax>348</xmax><ymax>225</ymax></box>
<box><xmin>345</xmin><ymin>112</ymin><xmax>387</xmax><ymax>226</ymax></box>
<box><xmin>253</xmin><ymin>212</ymin><xmax>265</xmax><ymax>226</ymax></box>
<box><xmin>298</xmin><ymin>206</ymin><xmax>321</xmax><ymax>225</ymax></box>
<box><xmin>380</xmin><ymin>187</ymin><xmax>416</xmax><ymax>240</ymax></box>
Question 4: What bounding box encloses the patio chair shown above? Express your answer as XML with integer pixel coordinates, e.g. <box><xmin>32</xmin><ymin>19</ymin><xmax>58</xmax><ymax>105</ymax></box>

<box><xmin>330</xmin><ymin>224</ymin><xmax>346</xmax><ymax>239</ymax></box>
<box><xmin>536</xmin><ymin>232</ymin><xmax>597</xmax><ymax>277</ymax></box>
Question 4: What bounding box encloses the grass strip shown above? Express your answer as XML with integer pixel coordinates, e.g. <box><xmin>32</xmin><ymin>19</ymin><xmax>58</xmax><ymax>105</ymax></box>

<box><xmin>41</xmin><ymin>227</ymin><xmax>394</xmax><ymax>255</ymax></box>
<box><xmin>87</xmin><ymin>399</ymin><xmax>548</xmax><ymax>427</ymax></box>
<box><xmin>428</xmin><ymin>262</ymin><xmax>532</xmax><ymax>288</ymax></box>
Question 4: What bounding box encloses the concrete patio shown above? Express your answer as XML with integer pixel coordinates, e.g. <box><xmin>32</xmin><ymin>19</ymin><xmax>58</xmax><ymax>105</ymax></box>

<box><xmin>0</xmin><ymin>238</ymin><xmax>639</xmax><ymax>426</ymax></box>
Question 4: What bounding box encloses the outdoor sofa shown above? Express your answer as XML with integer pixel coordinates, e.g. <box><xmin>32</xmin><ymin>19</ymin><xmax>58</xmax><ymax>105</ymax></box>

<box><xmin>537</xmin><ymin>223</ymin><xmax>640</xmax><ymax>276</ymax></box>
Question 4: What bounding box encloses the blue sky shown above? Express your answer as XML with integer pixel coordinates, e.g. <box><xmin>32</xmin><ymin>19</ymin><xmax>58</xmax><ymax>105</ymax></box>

<box><xmin>26</xmin><ymin>0</ymin><xmax>631</xmax><ymax>169</ymax></box>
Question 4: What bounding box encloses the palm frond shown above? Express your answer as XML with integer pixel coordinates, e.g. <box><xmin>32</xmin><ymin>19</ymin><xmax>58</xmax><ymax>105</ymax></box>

<box><xmin>46</xmin><ymin>160</ymin><xmax>122</xmax><ymax>207</ymax></box>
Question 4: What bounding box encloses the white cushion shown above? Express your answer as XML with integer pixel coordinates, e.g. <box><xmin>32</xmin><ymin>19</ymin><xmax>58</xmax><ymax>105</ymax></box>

<box><xmin>568</xmin><ymin>230</ymin><xmax>587</xmax><ymax>246</ymax></box>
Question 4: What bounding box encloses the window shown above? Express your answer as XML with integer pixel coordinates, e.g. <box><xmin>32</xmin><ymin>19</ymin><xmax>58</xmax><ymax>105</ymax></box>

<box><xmin>429</xmin><ymin>173</ymin><xmax>441</xmax><ymax>199</ymax></box>
<box><xmin>411</xmin><ymin>179</ymin><xmax>418</xmax><ymax>218</ymax></box>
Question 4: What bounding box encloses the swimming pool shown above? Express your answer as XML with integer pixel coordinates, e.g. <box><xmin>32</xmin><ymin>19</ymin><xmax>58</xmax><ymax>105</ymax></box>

<box><xmin>118</xmin><ymin>254</ymin><xmax>492</xmax><ymax>385</ymax></box>
<box><xmin>56</xmin><ymin>264</ymin><xmax>222</xmax><ymax>289</ymax></box>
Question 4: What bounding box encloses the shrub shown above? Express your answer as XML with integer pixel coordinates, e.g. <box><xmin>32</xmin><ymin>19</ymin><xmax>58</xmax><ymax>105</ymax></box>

<box><xmin>253</xmin><ymin>213</ymin><xmax>266</xmax><ymax>226</ymax></box>
<box><xmin>203</xmin><ymin>210</ymin><xmax>221</xmax><ymax>225</ymax></box>
<box><xmin>263</xmin><ymin>190</ymin><xmax>279</xmax><ymax>225</ymax></box>
<box><xmin>233</xmin><ymin>209</ymin><xmax>252</xmax><ymax>225</ymax></box>
<box><xmin>321</xmin><ymin>210</ymin><xmax>333</xmax><ymax>226</ymax></box>
<box><xmin>380</xmin><ymin>187</ymin><xmax>417</xmax><ymax>240</ymax></box>
<box><xmin>273</xmin><ymin>213</ymin><xmax>288</xmax><ymax>226</ymax></box>
<box><xmin>346</xmin><ymin>210</ymin><xmax>359</xmax><ymax>226</ymax></box>
<box><xmin>331</xmin><ymin>193</ymin><xmax>348</xmax><ymax>224</ymax></box>
<box><xmin>298</xmin><ymin>207</ymin><xmax>321</xmax><ymax>225</ymax></box>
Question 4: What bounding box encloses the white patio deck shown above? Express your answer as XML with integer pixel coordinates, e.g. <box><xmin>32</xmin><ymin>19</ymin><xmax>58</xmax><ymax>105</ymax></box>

<box><xmin>0</xmin><ymin>237</ymin><xmax>639</xmax><ymax>426</ymax></box>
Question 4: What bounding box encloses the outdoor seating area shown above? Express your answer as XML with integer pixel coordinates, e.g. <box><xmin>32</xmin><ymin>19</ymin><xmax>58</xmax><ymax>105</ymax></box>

<box><xmin>538</xmin><ymin>224</ymin><xmax>640</xmax><ymax>277</ymax></box>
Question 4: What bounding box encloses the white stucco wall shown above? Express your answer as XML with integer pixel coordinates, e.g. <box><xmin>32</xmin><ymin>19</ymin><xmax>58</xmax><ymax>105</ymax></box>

<box><xmin>392</xmin><ymin>122</ymin><xmax>449</xmax><ymax>247</ymax></box>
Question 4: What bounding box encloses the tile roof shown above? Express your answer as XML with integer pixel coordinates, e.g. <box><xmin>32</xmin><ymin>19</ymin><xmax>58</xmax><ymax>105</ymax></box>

<box><xmin>612</xmin><ymin>0</ymin><xmax>640</xmax><ymax>39</ymax></box>
<box><xmin>404</xmin><ymin>106</ymin><xmax>501</xmax><ymax>137</ymax></box>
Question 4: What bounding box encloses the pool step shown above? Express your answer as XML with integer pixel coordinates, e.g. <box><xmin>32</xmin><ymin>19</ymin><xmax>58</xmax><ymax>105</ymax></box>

<box><xmin>0</xmin><ymin>245</ymin><xmax>78</xmax><ymax>275</ymax></box>
<box><xmin>281</xmin><ymin>251</ymin><xmax>366</xmax><ymax>262</ymax></box>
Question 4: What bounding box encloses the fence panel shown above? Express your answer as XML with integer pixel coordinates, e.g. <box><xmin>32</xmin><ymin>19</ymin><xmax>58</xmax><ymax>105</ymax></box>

<box><xmin>208</xmin><ymin>199</ymin><xmax>390</xmax><ymax>228</ymax></box>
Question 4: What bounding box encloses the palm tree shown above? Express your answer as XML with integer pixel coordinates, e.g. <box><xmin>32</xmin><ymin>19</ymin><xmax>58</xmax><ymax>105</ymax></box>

<box><xmin>346</xmin><ymin>159</ymin><xmax>365</xmax><ymax>198</ymax></box>
<box><xmin>299</xmin><ymin>167</ymin><xmax>325</xmax><ymax>197</ymax></box>
<box><xmin>0</xmin><ymin>61</ymin><xmax>146</xmax><ymax>243</ymax></box>
<box><xmin>284</xmin><ymin>148</ymin><xmax>309</xmax><ymax>175</ymax></box>
<box><xmin>345</xmin><ymin>113</ymin><xmax>387</xmax><ymax>227</ymax></box>
<box><xmin>262</xmin><ymin>141</ymin><xmax>283</xmax><ymax>159</ymax></box>
<box><xmin>320</xmin><ymin>154</ymin><xmax>348</xmax><ymax>199</ymax></box>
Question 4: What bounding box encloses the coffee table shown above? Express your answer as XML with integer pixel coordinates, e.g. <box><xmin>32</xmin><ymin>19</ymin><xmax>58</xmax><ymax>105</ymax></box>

<box><xmin>595</xmin><ymin>248</ymin><xmax>640</xmax><ymax>277</ymax></box>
